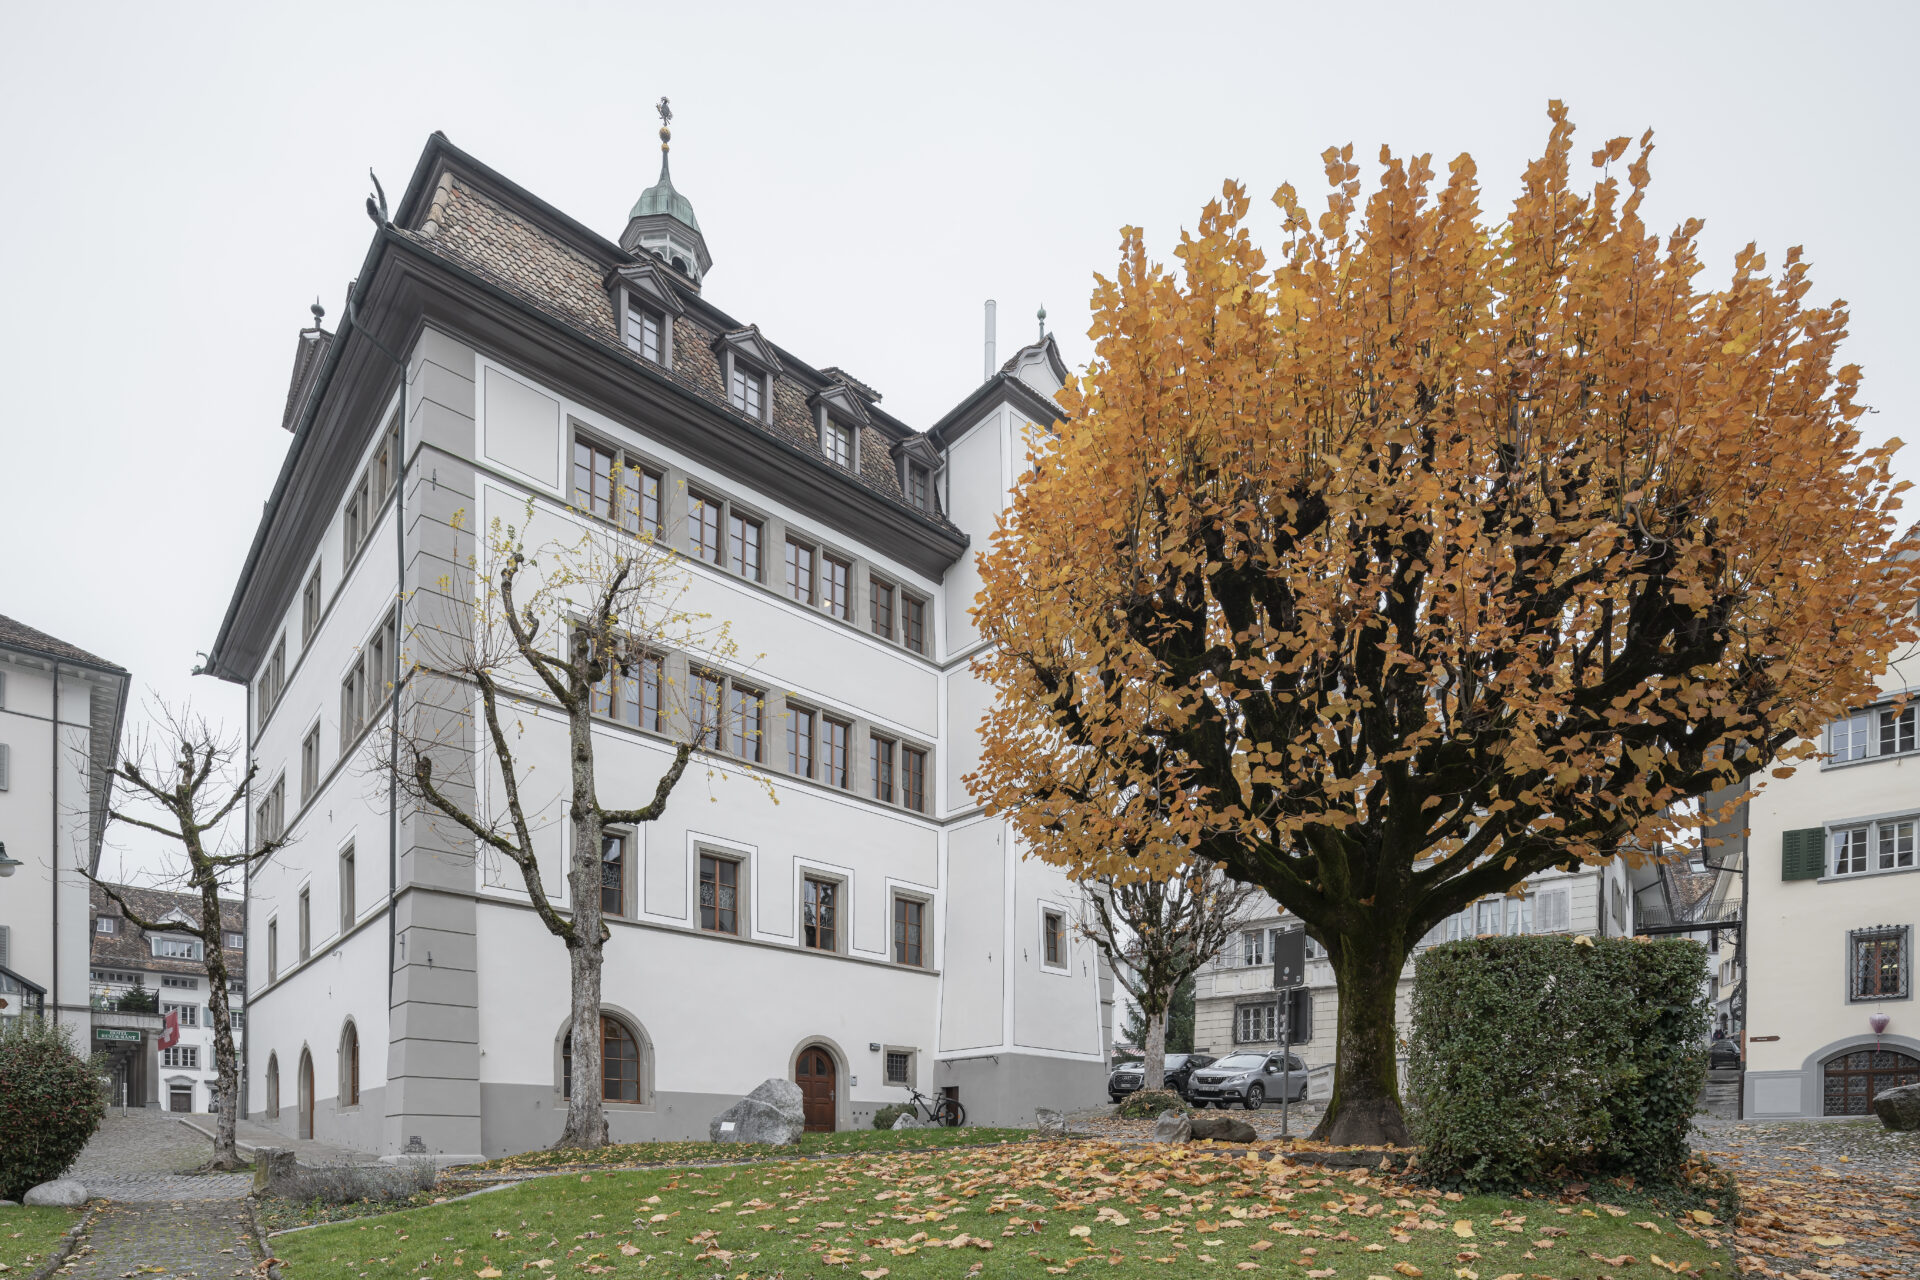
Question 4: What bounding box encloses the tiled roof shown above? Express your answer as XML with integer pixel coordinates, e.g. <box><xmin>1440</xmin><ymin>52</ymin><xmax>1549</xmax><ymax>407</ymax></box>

<box><xmin>89</xmin><ymin>881</ymin><xmax>243</xmax><ymax>979</ymax></box>
<box><xmin>0</xmin><ymin>614</ymin><xmax>125</xmax><ymax>671</ymax></box>
<box><xmin>405</xmin><ymin>174</ymin><xmax>949</xmax><ymax>524</ymax></box>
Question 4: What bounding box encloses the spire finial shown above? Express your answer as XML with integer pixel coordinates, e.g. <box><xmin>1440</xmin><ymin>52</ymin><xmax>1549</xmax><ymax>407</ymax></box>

<box><xmin>310</xmin><ymin>297</ymin><xmax>325</xmax><ymax>330</ymax></box>
<box><xmin>657</xmin><ymin>96</ymin><xmax>672</xmax><ymax>153</ymax></box>
<box><xmin>1037</xmin><ymin>304</ymin><xmax>1047</xmax><ymax>342</ymax></box>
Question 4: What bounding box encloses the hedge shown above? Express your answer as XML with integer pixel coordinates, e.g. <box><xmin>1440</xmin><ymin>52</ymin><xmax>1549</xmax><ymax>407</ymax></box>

<box><xmin>1407</xmin><ymin>934</ymin><xmax>1708</xmax><ymax>1189</ymax></box>
<box><xmin>0</xmin><ymin>1015</ymin><xmax>107</xmax><ymax>1201</ymax></box>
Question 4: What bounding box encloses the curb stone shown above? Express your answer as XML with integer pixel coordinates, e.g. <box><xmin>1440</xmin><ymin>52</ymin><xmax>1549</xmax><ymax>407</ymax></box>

<box><xmin>245</xmin><ymin>1195</ymin><xmax>284</xmax><ymax>1279</ymax></box>
<box><xmin>25</xmin><ymin>1201</ymin><xmax>100</xmax><ymax>1280</ymax></box>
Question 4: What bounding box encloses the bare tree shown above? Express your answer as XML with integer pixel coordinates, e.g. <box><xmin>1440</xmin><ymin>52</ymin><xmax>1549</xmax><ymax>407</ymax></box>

<box><xmin>1079</xmin><ymin>859</ymin><xmax>1259</xmax><ymax>1092</ymax></box>
<box><xmin>87</xmin><ymin>704</ymin><xmax>283</xmax><ymax>1170</ymax></box>
<box><xmin>397</xmin><ymin>500</ymin><xmax>752</xmax><ymax>1150</ymax></box>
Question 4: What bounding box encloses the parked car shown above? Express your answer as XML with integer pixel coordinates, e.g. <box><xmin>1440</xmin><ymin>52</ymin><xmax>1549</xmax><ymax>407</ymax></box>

<box><xmin>1708</xmin><ymin>1037</ymin><xmax>1741</xmax><ymax>1070</ymax></box>
<box><xmin>1186</xmin><ymin>1051</ymin><xmax>1308</xmax><ymax>1109</ymax></box>
<box><xmin>1108</xmin><ymin>1053</ymin><xmax>1216</xmax><ymax>1102</ymax></box>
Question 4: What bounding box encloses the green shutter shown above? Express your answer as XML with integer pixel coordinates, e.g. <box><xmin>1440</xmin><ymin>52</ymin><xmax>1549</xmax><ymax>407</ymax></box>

<box><xmin>1782</xmin><ymin>827</ymin><xmax>1826</xmax><ymax>880</ymax></box>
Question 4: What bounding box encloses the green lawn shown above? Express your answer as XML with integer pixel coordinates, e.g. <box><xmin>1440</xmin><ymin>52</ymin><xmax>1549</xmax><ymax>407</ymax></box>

<box><xmin>271</xmin><ymin>1140</ymin><xmax>1733</xmax><ymax>1278</ymax></box>
<box><xmin>0</xmin><ymin>1204</ymin><xmax>83</xmax><ymax>1273</ymax></box>
<box><xmin>457</xmin><ymin>1127</ymin><xmax>1032</xmax><ymax>1173</ymax></box>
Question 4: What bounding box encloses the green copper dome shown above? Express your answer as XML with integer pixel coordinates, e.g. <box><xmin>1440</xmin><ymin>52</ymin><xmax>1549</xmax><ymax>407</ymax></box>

<box><xmin>630</xmin><ymin>154</ymin><xmax>700</xmax><ymax>233</ymax></box>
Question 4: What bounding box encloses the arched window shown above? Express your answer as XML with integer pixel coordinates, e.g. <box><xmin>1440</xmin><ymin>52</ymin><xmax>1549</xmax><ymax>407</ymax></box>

<box><xmin>1823</xmin><ymin>1048</ymin><xmax>1919</xmax><ymax>1115</ymax></box>
<box><xmin>340</xmin><ymin>1022</ymin><xmax>360</xmax><ymax>1108</ymax></box>
<box><xmin>563</xmin><ymin>1015</ymin><xmax>644</xmax><ymax>1102</ymax></box>
<box><xmin>266</xmin><ymin>1053</ymin><xmax>280</xmax><ymax>1118</ymax></box>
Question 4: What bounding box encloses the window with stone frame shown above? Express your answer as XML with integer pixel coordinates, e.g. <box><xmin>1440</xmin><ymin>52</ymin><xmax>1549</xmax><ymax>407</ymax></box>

<box><xmin>893</xmin><ymin>896</ymin><xmax>926</xmax><ymax>967</ymax></box>
<box><xmin>1236</xmin><ymin>1003</ymin><xmax>1278</xmax><ymax>1044</ymax></box>
<box><xmin>788</xmin><ymin>705</ymin><xmax>816</xmax><ymax>779</ymax></box>
<box><xmin>803</xmin><ymin>877</ymin><xmax>839</xmax><ymax>952</ymax></box>
<box><xmin>885</xmin><ymin>1048</ymin><xmax>913</xmax><ymax>1086</ymax></box>
<box><xmin>563</xmin><ymin>1015</ymin><xmax>644</xmax><ymax>1102</ymax></box>
<box><xmin>162</xmin><ymin>1046</ymin><xmax>199</xmax><ymax>1069</ymax></box>
<box><xmin>339</xmin><ymin>845</ymin><xmax>356</xmax><ymax>932</ymax></box>
<box><xmin>1043</xmin><ymin>909</ymin><xmax>1066</xmax><ymax>968</ymax></box>
<box><xmin>573</xmin><ymin>434</ymin><xmax>663</xmax><ymax>539</ymax></box>
<box><xmin>601</xmin><ymin>831</ymin><xmax>628</xmax><ymax>917</ymax></box>
<box><xmin>729</xmin><ymin>684</ymin><xmax>765</xmax><ymax>763</ymax></box>
<box><xmin>823</xmin><ymin>717</ymin><xmax>851</xmax><ymax>789</ymax></box>
<box><xmin>301</xmin><ymin>725</ymin><xmax>320</xmax><ymax>802</ymax></box>
<box><xmin>687</xmin><ymin>490</ymin><xmax>724</xmax><ymax>564</ymax></box>
<box><xmin>1849</xmin><ymin>925</ymin><xmax>1910</xmax><ymax>1001</ymax></box>
<box><xmin>700</xmin><ymin>853</ymin><xmax>742</xmax><ymax>934</ymax></box>
<box><xmin>785</xmin><ymin>537</ymin><xmax>816</xmax><ymax>606</ymax></box>
<box><xmin>1830</xmin><ymin>815</ymin><xmax>1918</xmax><ymax>877</ymax></box>
<box><xmin>302</xmin><ymin>567</ymin><xmax>322</xmax><ymax>643</ymax></box>
<box><xmin>869</xmin><ymin>579</ymin><xmax>895</xmax><ymax>640</ymax></box>
<box><xmin>589</xmin><ymin>639</ymin><xmax>664</xmax><ymax>734</ymax></box>
<box><xmin>901</xmin><ymin>746</ymin><xmax>927</xmax><ymax>813</ymax></box>
<box><xmin>691</xmin><ymin>669</ymin><xmax>725</xmax><ymax>751</ymax></box>
<box><xmin>901</xmin><ymin>594</ymin><xmax>927</xmax><ymax>655</ymax></box>
<box><xmin>729</xmin><ymin>512</ymin><xmax>763</xmax><ymax>582</ymax></box>
<box><xmin>870</xmin><ymin>735</ymin><xmax>895</xmax><ymax>803</ymax></box>
<box><xmin>823</xmin><ymin>555</ymin><xmax>852</xmax><ymax>621</ymax></box>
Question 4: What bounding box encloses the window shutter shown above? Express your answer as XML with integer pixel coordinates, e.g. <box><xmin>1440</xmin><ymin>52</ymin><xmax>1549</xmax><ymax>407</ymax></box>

<box><xmin>1782</xmin><ymin>827</ymin><xmax>1826</xmax><ymax>880</ymax></box>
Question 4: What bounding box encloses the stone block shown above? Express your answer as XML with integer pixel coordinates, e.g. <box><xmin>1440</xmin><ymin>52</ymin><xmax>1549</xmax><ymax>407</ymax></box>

<box><xmin>1188</xmin><ymin>1113</ymin><xmax>1257</xmax><ymax>1143</ymax></box>
<box><xmin>1153</xmin><ymin>1111</ymin><xmax>1191</xmax><ymax>1143</ymax></box>
<box><xmin>1873</xmin><ymin>1081</ymin><xmax>1920</xmax><ymax>1131</ymax></box>
<box><xmin>23</xmin><ymin>1180</ymin><xmax>87</xmax><ymax>1207</ymax></box>
<box><xmin>1035</xmin><ymin>1108</ymin><xmax>1066</xmax><ymax>1137</ymax></box>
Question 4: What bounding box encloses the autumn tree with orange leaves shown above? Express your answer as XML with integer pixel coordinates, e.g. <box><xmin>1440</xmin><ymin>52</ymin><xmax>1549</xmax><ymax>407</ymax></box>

<box><xmin>967</xmin><ymin>104</ymin><xmax>1919</xmax><ymax>1146</ymax></box>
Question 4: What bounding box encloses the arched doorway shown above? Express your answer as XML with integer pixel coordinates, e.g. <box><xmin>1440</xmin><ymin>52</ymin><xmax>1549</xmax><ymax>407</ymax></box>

<box><xmin>297</xmin><ymin>1048</ymin><xmax>315</xmax><ymax>1139</ymax></box>
<box><xmin>795</xmin><ymin>1044</ymin><xmax>836</xmax><ymax>1132</ymax></box>
<box><xmin>1823</xmin><ymin>1048</ymin><xmax>1920</xmax><ymax>1115</ymax></box>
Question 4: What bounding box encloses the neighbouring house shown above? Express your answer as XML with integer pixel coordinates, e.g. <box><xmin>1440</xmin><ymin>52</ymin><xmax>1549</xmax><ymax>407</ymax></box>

<box><xmin>1193</xmin><ymin>862</ymin><xmax>1635</xmax><ymax>1072</ymax></box>
<box><xmin>202</xmin><ymin>125</ymin><xmax>1112</xmax><ymax>1159</ymax></box>
<box><xmin>88</xmin><ymin>881</ymin><xmax>245</xmax><ymax>1113</ymax></box>
<box><xmin>0</xmin><ymin>615</ymin><xmax>129</xmax><ymax>1035</ymax></box>
<box><xmin>1734</xmin><ymin>625</ymin><xmax>1920</xmax><ymax>1118</ymax></box>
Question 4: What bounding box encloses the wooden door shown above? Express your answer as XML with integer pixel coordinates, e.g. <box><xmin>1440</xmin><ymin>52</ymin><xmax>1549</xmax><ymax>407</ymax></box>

<box><xmin>795</xmin><ymin>1046</ymin><xmax>836</xmax><ymax>1132</ymax></box>
<box><xmin>1823</xmin><ymin>1049</ymin><xmax>1920</xmax><ymax>1115</ymax></box>
<box><xmin>299</xmin><ymin>1050</ymin><xmax>315</xmax><ymax>1139</ymax></box>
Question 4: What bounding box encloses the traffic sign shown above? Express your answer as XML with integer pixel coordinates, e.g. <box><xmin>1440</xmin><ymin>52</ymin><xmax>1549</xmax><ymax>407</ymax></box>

<box><xmin>1272</xmin><ymin>928</ymin><xmax>1308</xmax><ymax>990</ymax></box>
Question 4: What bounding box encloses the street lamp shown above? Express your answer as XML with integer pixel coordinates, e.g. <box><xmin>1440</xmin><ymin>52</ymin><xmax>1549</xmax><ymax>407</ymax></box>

<box><xmin>0</xmin><ymin>841</ymin><xmax>21</xmax><ymax>877</ymax></box>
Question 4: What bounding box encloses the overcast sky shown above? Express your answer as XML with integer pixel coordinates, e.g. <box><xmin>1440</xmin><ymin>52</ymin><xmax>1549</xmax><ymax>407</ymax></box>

<box><xmin>4</xmin><ymin>1</ymin><xmax>1915</xmax><ymax>881</ymax></box>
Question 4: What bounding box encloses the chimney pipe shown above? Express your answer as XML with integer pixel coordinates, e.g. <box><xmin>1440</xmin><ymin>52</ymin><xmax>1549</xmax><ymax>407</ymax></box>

<box><xmin>984</xmin><ymin>300</ymin><xmax>997</xmax><ymax>382</ymax></box>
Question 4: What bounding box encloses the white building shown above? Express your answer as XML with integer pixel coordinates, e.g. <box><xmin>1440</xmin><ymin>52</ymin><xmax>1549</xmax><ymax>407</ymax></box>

<box><xmin>1194</xmin><ymin>863</ymin><xmax>1633</xmax><ymax>1069</ymax></box>
<box><xmin>88</xmin><ymin>882</ymin><xmax>246</xmax><ymax>1113</ymax></box>
<box><xmin>0</xmin><ymin>616</ymin><xmax>128</xmax><ymax>1035</ymax></box>
<box><xmin>1736</xmin><ymin>634</ymin><xmax>1920</xmax><ymax>1118</ymax></box>
<box><xmin>204</xmin><ymin>128</ymin><xmax>1112</xmax><ymax>1159</ymax></box>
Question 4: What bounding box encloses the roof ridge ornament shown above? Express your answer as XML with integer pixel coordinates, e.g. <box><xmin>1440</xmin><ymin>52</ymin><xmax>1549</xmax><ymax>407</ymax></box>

<box><xmin>657</xmin><ymin>96</ymin><xmax>672</xmax><ymax>154</ymax></box>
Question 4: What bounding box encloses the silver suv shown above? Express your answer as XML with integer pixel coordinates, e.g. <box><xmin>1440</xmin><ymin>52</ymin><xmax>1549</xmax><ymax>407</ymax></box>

<box><xmin>1186</xmin><ymin>1051</ymin><xmax>1307</xmax><ymax>1109</ymax></box>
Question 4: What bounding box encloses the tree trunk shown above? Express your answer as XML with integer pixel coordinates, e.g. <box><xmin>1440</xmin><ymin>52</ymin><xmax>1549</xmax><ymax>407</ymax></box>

<box><xmin>1142</xmin><ymin>1006</ymin><xmax>1169</xmax><ymax>1092</ymax></box>
<box><xmin>555</xmin><ymin>708</ymin><xmax>607</xmax><ymax>1150</ymax></box>
<box><xmin>198</xmin><ymin>878</ymin><xmax>246</xmax><ymax>1170</ymax></box>
<box><xmin>1310</xmin><ymin>928</ymin><xmax>1412</xmax><ymax>1146</ymax></box>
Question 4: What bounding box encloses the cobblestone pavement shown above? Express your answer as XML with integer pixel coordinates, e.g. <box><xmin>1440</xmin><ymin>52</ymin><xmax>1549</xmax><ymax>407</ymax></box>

<box><xmin>59</xmin><ymin>1201</ymin><xmax>257</xmax><ymax>1278</ymax></box>
<box><xmin>67</xmin><ymin>1110</ymin><xmax>254</xmax><ymax>1202</ymax></box>
<box><xmin>1065</xmin><ymin>1099</ymin><xmax>1328</xmax><ymax>1140</ymax></box>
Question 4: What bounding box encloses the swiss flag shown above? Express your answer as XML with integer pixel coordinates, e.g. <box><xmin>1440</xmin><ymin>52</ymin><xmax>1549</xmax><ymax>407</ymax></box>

<box><xmin>158</xmin><ymin>1009</ymin><xmax>180</xmax><ymax>1052</ymax></box>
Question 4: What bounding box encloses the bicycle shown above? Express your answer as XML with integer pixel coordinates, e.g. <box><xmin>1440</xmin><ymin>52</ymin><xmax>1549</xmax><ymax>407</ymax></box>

<box><xmin>902</xmin><ymin>1086</ymin><xmax>967</xmax><ymax>1128</ymax></box>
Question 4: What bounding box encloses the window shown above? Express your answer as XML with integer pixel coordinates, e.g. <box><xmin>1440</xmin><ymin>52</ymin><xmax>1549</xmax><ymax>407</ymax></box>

<box><xmin>298</xmin><ymin>888</ymin><xmax>311</xmax><ymax>961</ymax></box>
<box><xmin>340</xmin><ymin>1022</ymin><xmax>360</xmax><ymax>1107</ymax></box>
<box><xmin>901</xmin><ymin>746</ymin><xmax>927</xmax><ymax>813</ymax></box>
<box><xmin>729</xmin><ymin>513</ymin><xmax>763</xmax><ymax>581</ymax></box>
<box><xmin>223</xmin><ymin>932</ymin><xmax>244</xmax><ymax>950</ymax></box>
<box><xmin>700</xmin><ymin>854</ymin><xmax>741</xmax><ymax>934</ymax></box>
<box><xmin>1850</xmin><ymin>925</ymin><xmax>1910</xmax><ymax>1001</ymax></box>
<box><xmin>573</xmin><ymin>437</ymin><xmax>662</xmax><ymax>537</ymax></box>
<box><xmin>906</xmin><ymin>464</ymin><xmax>931</xmax><ymax>512</ymax></box>
<box><xmin>563</xmin><ymin>1016</ymin><xmax>643</xmax><ymax>1102</ymax></box>
<box><xmin>1237</xmin><ymin>1003</ymin><xmax>1277</xmax><ymax>1044</ymax></box>
<box><xmin>869</xmin><ymin>580</ymin><xmax>894</xmax><ymax>639</ymax></box>
<box><xmin>302</xmin><ymin>568</ymin><xmax>322</xmax><ymax>643</ymax></box>
<box><xmin>688</xmin><ymin>491</ymin><xmax>723</xmax><ymax>564</ymax></box>
<box><xmin>729</xmin><ymin>363</ymin><xmax>766</xmax><ymax>419</ymax></box>
<box><xmin>1883</xmin><ymin>706</ymin><xmax>1917</xmax><ymax>757</ymax></box>
<box><xmin>257</xmin><ymin>637</ymin><xmax>287</xmax><ymax>721</ymax></box>
<box><xmin>785</xmin><ymin>538</ymin><xmax>816</xmax><ymax>605</ymax></box>
<box><xmin>162</xmin><ymin>1046</ymin><xmax>200</xmax><ymax>1070</ymax></box>
<box><xmin>885</xmin><ymin>1049</ymin><xmax>913</xmax><ymax>1086</ymax></box>
<box><xmin>162</xmin><ymin>1002</ymin><xmax>200</xmax><ymax>1028</ymax></box>
<box><xmin>601</xmin><ymin>832</ymin><xmax>626</xmax><ymax>916</ymax></box>
<box><xmin>1043</xmin><ymin>910</ymin><xmax>1066</xmax><ymax>968</ymax></box>
<box><xmin>152</xmin><ymin>936</ymin><xmax>202</xmax><ymax>961</ymax></box>
<box><xmin>339</xmin><ymin>846</ymin><xmax>356</xmax><ymax>932</ymax></box>
<box><xmin>591</xmin><ymin>645</ymin><xmax>663</xmax><ymax>733</ymax></box>
<box><xmin>823</xmin><ymin>718</ymin><xmax>850</xmax><ymax>789</ymax></box>
<box><xmin>894</xmin><ymin>897</ymin><xmax>925</xmax><ymax>967</ymax></box>
<box><xmin>626</xmin><ymin>301</ymin><xmax>665</xmax><ymax>364</ymax></box>
<box><xmin>1830</xmin><ymin>815</ymin><xmax>1918</xmax><ymax>876</ymax></box>
<box><xmin>901</xmin><ymin>594</ymin><xmax>926</xmax><ymax>655</ymax></box>
<box><xmin>341</xmin><ymin>659</ymin><xmax>365</xmax><ymax>742</ymax></box>
<box><xmin>729</xmin><ymin>685</ymin><xmax>764</xmax><ymax>762</ymax></box>
<box><xmin>344</xmin><ymin>485</ymin><xmax>365</xmax><ymax>562</ymax></box>
<box><xmin>823</xmin><ymin>555</ymin><xmax>852</xmax><ymax>621</ymax></box>
<box><xmin>1827</xmin><ymin>703</ymin><xmax>1920</xmax><ymax>764</ymax></box>
<box><xmin>267</xmin><ymin>919</ymin><xmax>278</xmax><ymax>983</ymax></box>
<box><xmin>256</xmin><ymin>777</ymin><xmax>284</xmax><ymax>850</ymax></box>
<box><xmin>1242</xmin><ymin>929</ymin><xmax>1267</xmax><ymax>968</ymax></box>
<box><xmin>824</xmin><ymin>418</ymin><xmax>853</xmax><ymax>469</ymax></box>
<box><xmin>691</xmin><ymin>670</ymin><xmax>724</xmax><ymax>750</ymax></box>
<box><xmin>160</xmin><ymin>975</ymin><xmax>198</xmax><ymax>989</ymax></box>
<box><xmin>1503</xmin><ymin>895</ymin><xmax>1533</xmax><ymax>935</ymax></box>
<box><xmin>871</xmin><ymin>735</ymin><xmax>894</xmax><ymax>803</ymax></box>
<box><xmin>788</xmin><ymin>707</ymin><xmax>816</xmax><ymax>778</ymax></box>
<box><xmin>365</xmin><ymin>609</ymin><xmax>396</xmax><ymax>713</ymax></box>
<box><xmin>301</xmin><ymin>726</ymin><xmax>320</xmax><ymax>802</ymax></box>
<box><xmin>803</xmin><ymin>878</ymin><xmax>838</xmax><ymax>951</ymax></box>
<box><xmin>1532</xmin><ymin>887</ymin><xmax>1572</xmax><ymax>934</ymax></box>
<box><xmin>96</xmin><ymin>915</ymin><xmax>118</xmax><ymax>935</ymax></box>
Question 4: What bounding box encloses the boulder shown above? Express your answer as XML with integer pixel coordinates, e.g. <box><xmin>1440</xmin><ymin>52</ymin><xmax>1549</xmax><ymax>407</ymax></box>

<box><xmin>1188</xmin><ymin>1112</ymin><xmax>1258</xmax><ymax>1143</ymax></box>
<box><xmin>1872</xmin><ymin>1081</ymin><xmax>1920</xmax><ymax>1132</ymax></box>
<box><xmin>23</xmin><ymin>1180</ymin><xmax>87</xmax><ymax>1207</ymax></box>
<box><xmin>891</xmin><ymin>1111</ymin><xmax>927</xmax><ymax>1131</ymax></box>
<box><xmin>0</xmin><ymin>1199</ymin><xmax>18</xmax><ymax>1207</ymax></box>
<box><xmin>1035</xmin><ymin>1108</ymin><xmax>1067</xmax><ymax>1138</ymax></box>
<box><xmin>710</xmin><ymin>1078</ymin><xmax>807</xmax><ymax>1146</ymax></box>
<box><xmin>254</xmin><ymin>1148</ymin><xmax>299</xmax><ymax>1195</ymax></box>
<box><xmin>1153</xmin><ymin>1111</ymin><xmax>1192</xmax><ymax>1143</ymax></box>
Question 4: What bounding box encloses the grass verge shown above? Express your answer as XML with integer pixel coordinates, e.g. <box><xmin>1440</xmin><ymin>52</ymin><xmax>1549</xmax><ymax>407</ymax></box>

<box><xmin>0</xmin><ymin>1204</ymin><xmax>84</xmax><ymax>1273</ymax></box>
<box><xmin>271</xmin><ymin>1139</ymin><xmax>1732</xmax><ymax>1278</ymax></box>
<box><xmin>455</xmin><ymin>1127</ymin><xmax>1032</xmax><ymax>1173</ymax></box>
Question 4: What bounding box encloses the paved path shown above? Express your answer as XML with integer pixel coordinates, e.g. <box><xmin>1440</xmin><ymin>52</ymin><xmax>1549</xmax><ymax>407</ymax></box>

<box><xmin>176</xmin><ymin>1113</ymin><xmax>382</xmax><ymax>1167</ymax></box>
<box><xmin>58</xmin><ymin>1201</ymin><xmax>257</xmax><ymax>1278</ymax></box>
<box><xmin>67</xmin><ymin>1110</ymin><xmax>254</xmax><ymax>1202</ymax></box>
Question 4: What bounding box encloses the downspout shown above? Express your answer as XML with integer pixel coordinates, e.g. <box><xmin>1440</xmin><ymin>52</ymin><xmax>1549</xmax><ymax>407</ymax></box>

<box><xmin>50</xmin><ymin>659</ymin><xmax>59</xmax><ymax>1019</ymax></box>
<box><xmin>242</xmin><ymin>681</ymin><xmax>254</xmax><ymax>1120</ymax></box>
<box><xmin>1736</xmin><ymin>789</ymin><xmax>1751</xmax><ymax>1120</ymax></box>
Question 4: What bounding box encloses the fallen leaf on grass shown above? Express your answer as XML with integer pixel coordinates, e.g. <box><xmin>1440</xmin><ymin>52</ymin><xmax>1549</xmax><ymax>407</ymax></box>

<box><xmin>1688</xmin><ymin>1211</ymin><xmax>1716</xmax><ymax>1226</ymax></box>
<box><xmin>1808</xmin><ymin>1235</ymin><xmax>1845</xmax><ymax>1247</ymax></box>
<box><xmin>1649</xmin><ymin>1254</ymin><xmax>1692</xmax><ymax>1274</ymax></box>
<box><xmin>859</xmin><ymin>1270</ymin><xmax>889</xmax><ymax>1279</ymax></box>
<box><xmin>474</xmin><ymin>1270</ymin><xmax>502</xmax><ymax>1279</ymax></box>
<box><xmin>616</xmin><ymin>1244</ymin><xmax>640</xmax><ymax>1256</ymax></box>
<box><xmin>1633</xmin><ymin>1221</ymin><xmax>1663</xmax><ymax>1234</ymax></box>
<box><xmin>1393</xmin><ymin>1265</ymin><xmax>1424</xmax><ymax>1278</ymax></box>
<box><xmin>1068</xmin><ymin>1225</ymin><xmax>1092</xmax><ymax>1238</ymax></box>
<box><xmin>1453</xmin><ymin>1221</ymin><xmax>1476</xmax><ymax>1238</ymax></box>
<box><xmin>1588</xmin><ymin>1253</ymin><xmax>1634</xmax><ymax>1267</ymax></box>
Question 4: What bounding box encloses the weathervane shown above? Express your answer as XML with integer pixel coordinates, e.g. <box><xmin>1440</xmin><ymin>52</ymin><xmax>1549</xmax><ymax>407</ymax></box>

<box><xmin>657</xmin><ymin>96</ymin><xmax>672</xmax><ymax>153</ymax></box>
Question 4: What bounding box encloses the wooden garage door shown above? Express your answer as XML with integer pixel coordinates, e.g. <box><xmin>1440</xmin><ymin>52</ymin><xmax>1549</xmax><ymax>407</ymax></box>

<box><xmin>796</xmin><ymin>1046</ymin><xmax>836</xmax><ymax>1133</ymax></box>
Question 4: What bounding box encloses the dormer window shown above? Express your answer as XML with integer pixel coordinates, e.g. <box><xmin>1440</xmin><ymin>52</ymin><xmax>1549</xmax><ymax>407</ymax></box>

<box><xmin>906</xmin><ymin>464</ymin><xmax>931</xmax><ymax>511</ymax></box>
<box><xmin>729</xmin><ymin>364</ymin><xmax>766</xmax><ymax>420</ymax></box>
<box><xmin>626</xmin><ymin>302</ymin><xmax>665</xmax><ymax>364</ymax></box>
<box><xmin>824</xmin><ymin>419</ymin><xmax>854</xmax><ymax>469</ymax></box>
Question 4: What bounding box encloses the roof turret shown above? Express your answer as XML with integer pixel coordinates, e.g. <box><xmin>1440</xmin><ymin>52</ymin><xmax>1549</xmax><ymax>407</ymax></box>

<box><xmin>619</xmin><ymin>97</ymin><xmax>711</xmax><ymax>287</ymax></box>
